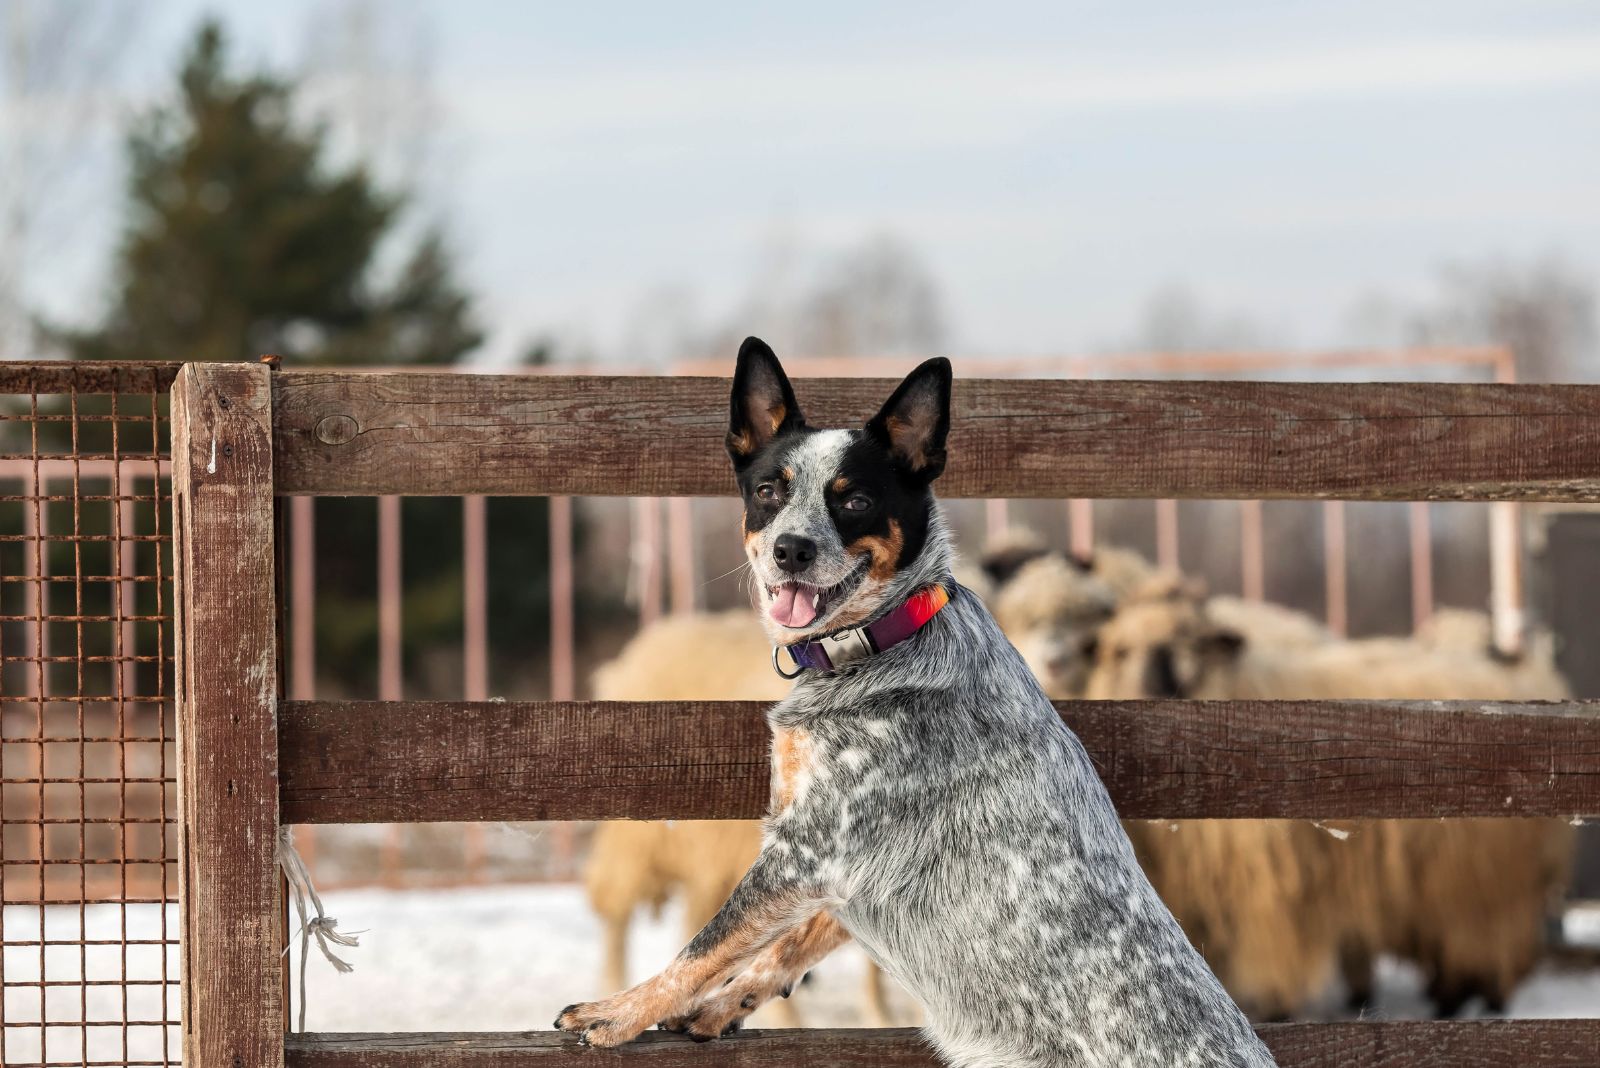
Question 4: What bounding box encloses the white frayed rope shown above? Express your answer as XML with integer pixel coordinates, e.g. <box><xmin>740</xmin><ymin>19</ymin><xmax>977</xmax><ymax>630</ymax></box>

<box><xmin>276</xmin><ymin>828</ymin><xmax>363</xmax><ymax>1032</ymax></box>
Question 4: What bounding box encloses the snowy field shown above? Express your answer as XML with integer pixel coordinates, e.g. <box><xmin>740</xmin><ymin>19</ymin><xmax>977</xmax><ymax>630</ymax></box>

<box><xmin>289</xmin><ymin>884</ymin><xmax>1600</xmax><ymax>1030</ymax></box>
<box><xmin>6</xmin><ymin>886</ymin><xmax>1600</xmax><ymax>1061</ymax></box>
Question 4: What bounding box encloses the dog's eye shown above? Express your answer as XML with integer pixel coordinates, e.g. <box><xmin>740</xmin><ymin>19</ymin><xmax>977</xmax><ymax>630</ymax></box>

<box><xmin>843</xmin><ymin>494</ymin><xmax>872</xmax><ymax>512</ymax></box>
<box><xmin>755</xmin><ymin>483</ymin><xmax>781</xmax><ymax>502</ymax></box>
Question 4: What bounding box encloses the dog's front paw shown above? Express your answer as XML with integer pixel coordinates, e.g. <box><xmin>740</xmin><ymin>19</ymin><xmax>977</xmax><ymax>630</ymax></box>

<box><xmin>657</xmin><ymin>1007</ymin><xmax>747</xmax><ymax>1043</ymax></box>
<box><xmin>658</xmin><ymin>964</ymin><xmax>795</xmax><ymax>1040</ymax></box>
<box><xmin>554</xmin><ymin>999</ymin><xmax>649</xmax><ymax>1048</ymax></box>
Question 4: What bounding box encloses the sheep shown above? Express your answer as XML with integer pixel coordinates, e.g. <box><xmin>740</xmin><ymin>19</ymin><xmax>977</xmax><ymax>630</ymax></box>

<box><xmin>979</xmin><ymin>538</ymin><xmax>1331</xmax><ymax>699</ymax></box>
<box><xmin>1415</xmin><ymin>607</ymin><xmax>1569</xmax><ymax>701</ymax></box>
<box><xmin>590</xmin><ymin>609</ymin><xmax>792</xmax><ymax>709</ymax></box>
<box><xmin>585</xmin><ymin>818</ymin><xmax>764</xmax><ymax>988</ymax></box>
<box><xmin>1207</xmin><ymin>594</ymin><xmax>1333</xmax><ymax>650</ymax></box>
<box><xmin>979</xmin><ymin>531</ymin><xmax>1117</xmax><ymax>699</ymax></box>
<box><xmin>1122</xmin><ymin>816</ymin><xmax>1347</xmax><ymax>1019</ymax></box>
<box><xmin>1086</xmin><ymin>580</ymin><xmax>1574</xmax><ymax>1018</ymax></box>
<box><xmin>976</xmin><ymin>554</ymin><xmax>1343</xmax><ymax>1016</ymax></box>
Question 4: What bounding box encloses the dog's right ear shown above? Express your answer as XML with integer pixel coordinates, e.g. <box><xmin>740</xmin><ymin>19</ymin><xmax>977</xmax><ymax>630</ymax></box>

<box><xmin>727</xmin><ymin>337</ymin><xmax>804</xmax><ymax>470</ymax></box>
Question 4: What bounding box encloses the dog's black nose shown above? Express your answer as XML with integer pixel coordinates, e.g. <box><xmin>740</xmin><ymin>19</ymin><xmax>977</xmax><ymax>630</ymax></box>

<box><xmin>772</xmin><ymin>534</ymin><xmax>816</xmax><ymax>574</ymax></box>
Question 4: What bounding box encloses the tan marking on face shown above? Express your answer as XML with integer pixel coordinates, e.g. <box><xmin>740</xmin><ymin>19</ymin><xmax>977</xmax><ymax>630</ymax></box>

<box><xmin>831</xmin><ymin>477</ymin><xmax>851</xmax><ymax>494</ymax></box>
<box><xmin>783</xmin><ymin>465</ymin><xmax>795</xmax><ymax>481</ymax></box>
<box><xmin>848</xmin><ymin>518</ymin><xmax>904</xmax><ymax>584</ymax></box>
<box><xmin>770</xmin><ymin>726</ymin><xmax>815</xmax><ymax>814</ymax></box>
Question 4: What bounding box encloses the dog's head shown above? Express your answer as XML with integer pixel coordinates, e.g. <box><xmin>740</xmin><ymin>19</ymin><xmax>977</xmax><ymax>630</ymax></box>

<box><xmin>726</xmin><ymin>337</ymin><xmax>952</xmax><ymax>642</ymax></box>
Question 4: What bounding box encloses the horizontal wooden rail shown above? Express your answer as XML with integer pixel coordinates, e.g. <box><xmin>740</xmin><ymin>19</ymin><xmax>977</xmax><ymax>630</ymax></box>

<box><xmin>285</xmin><ymin>1021</ymin><xmax>1600</xmax><ymax>1067</ymax></box>
<box><xmin>278</xmin><ymin>698</ymin><xmax>1600</xmax><ymax>823</ymax></box>
<box><xmin>274</xmin><ymin>372</ymin><xmax>1600</xmax><ymax>500</ymax></box>
<box><xmin>0</xmin><ymin>359</ymin><xmax>182</xmax><ymax>394</ymax></box>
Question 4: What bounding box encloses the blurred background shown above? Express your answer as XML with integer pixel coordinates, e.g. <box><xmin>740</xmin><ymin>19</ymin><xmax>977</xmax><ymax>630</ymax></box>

<box><xmin>3</xmin><ymin>0</ymin><xmax>1600</xmax><ymax>1052</ymax></box>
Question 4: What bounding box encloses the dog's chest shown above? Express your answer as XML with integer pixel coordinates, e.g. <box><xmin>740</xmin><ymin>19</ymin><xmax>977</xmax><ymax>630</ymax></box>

<box><xmin>769</xmin><ymin>726</ymin><xmax>818</xmax><ymax>815</ymax></box>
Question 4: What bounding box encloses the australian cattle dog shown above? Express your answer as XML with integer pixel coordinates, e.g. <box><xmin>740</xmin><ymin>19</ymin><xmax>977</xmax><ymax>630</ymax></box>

<box><xmin>557</xmin><ymin>338</ymin><xmax>1276</xmax><ymax>1067</ymax></box>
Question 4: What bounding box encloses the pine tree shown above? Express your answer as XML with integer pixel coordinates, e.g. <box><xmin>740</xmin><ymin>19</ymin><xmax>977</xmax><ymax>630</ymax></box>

<box><xmin>46</xmin><ymin>22</ymin><xmax>543</xmax><ymax>701</ymax></box>
<box><xmin>60</xmin><ymin>20</ymin><xmax>480</xmax><ymax>365</ymax></box>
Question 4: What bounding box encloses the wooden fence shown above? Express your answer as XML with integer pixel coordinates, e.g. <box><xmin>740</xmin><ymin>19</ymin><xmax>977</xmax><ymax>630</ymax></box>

<box><xmin>171</xmin><ymin>360</ymin><xmax>1600</xmax><ymax>1067</ymax></box>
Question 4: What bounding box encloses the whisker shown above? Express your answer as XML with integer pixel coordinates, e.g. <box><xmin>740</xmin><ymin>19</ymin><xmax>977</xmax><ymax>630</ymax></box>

<box><xmin>702</xmin><ymin>560</ymin><xmax>753</xmax><ymax>587</ymax></box>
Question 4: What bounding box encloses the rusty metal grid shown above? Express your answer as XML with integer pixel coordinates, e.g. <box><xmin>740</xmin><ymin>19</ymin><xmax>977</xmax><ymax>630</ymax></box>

<box><xmin>1</xmin><ymin>363</ymin><xmax>182</xmax><ymax>1068</ymax></box>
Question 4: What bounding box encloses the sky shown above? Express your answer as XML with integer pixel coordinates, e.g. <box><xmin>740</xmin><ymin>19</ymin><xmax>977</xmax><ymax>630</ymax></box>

<box><xmin>10</xmin><ymin>0</ymin><xmax>1600</xmax><ymax>366</ymax></box>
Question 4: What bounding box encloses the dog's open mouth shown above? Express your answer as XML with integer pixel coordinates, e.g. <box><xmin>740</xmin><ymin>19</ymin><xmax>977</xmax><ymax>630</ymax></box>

<box><xmin>767</xmin><ymin>560</ymin><xmax>870</xmax><ymax>629</ymax></box>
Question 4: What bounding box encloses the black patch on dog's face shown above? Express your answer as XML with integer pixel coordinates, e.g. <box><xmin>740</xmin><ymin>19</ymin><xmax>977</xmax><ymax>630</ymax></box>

<box><xmin>829</xmin><ymin>432</ymin><xmax>934</xmax><ymax>572</ymax></box>
<box><xmin>734</xmin><ymin>425</ymin><xmax>816</xmax><ymax>537</ymax></box>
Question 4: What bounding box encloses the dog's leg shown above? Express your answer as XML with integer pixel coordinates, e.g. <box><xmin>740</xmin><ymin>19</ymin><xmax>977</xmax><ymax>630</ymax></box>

<box><xmin>659</xmin><ymin>910</ymin><xmax>853</xmax><ymax>1038</ymax></box>
<box><xmin>555</xmin><ymin>856</ymin><xmax>830</xmax><ymax>1047</ymax></box>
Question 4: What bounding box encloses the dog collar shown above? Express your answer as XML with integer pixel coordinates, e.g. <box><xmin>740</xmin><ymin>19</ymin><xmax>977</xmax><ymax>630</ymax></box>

<box><xmin>773</xmin><ymin>581</ymin><xmax>953</xmax><ymax>677</ymax></box>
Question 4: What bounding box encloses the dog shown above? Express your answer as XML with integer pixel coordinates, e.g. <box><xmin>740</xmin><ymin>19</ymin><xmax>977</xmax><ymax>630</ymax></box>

<box><xmin>556</xmin><ymin>338</ymin><xmax>1275</xmax><ymax>1066</ymax></box>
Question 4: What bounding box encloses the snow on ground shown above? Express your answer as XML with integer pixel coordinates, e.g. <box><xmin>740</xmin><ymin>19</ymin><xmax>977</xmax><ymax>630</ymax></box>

<box><xmin>297</xmin><ymin>884</ymin><xmax>1600</xmax><ymax>1030</ymax></box>
<box><xmin>5</xmin><ymin>886</ymin><xmax>1599</xmax><ymax>1062</ymax></box>
<box><xmin>2</xmin><ymin>902</ymin><xmax>181</xmax><ymax>1064</ymax></box>
<box><xmin>291</xmin><ymin>882</ymin><xmax>920</xmax><ymax>1032</ymax></box>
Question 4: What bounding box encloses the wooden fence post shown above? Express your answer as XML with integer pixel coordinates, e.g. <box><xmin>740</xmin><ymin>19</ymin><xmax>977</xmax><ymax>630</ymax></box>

<box><xmin>172</xmin><ymin>362</ymin><xmax>283</xmax><ymax>1067</ymax></box>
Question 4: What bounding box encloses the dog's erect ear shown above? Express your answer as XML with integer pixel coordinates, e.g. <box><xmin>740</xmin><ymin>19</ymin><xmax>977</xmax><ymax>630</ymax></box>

<box><xmin>866</xmin><ymin>357</ymin><xmax>952</xmax><ymax>483</ymax></box>
<box><xmin>727</xmin><ymin>337</ymin><xmax>804</xmax><ymax>469</ymax></box>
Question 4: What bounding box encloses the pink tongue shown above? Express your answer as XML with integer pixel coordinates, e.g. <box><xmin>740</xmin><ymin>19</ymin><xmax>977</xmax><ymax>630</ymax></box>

<box><xmin>769</xmin><ymin>583</ymin><xmax>818</xmax><ymax>628</ymax></box>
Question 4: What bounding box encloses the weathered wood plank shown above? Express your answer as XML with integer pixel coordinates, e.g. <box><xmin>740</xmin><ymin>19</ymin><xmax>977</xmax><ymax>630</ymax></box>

<box><xmin>278</xmin><ymin>697</ymin><xmax>1600</xmax><ymax>823</ymax></box>
<box><xmin>0</xmin><ymin>359</ymin><xmax>182</xmax><ymax>394</ymax></box>
<box><xmin>272</xmin><ymin>372</ymin><xmax>1600</xmax><ymax>500</ymax></box>
<box><xmin>173</xmin><ymin>362</ymin><xmax>283</xmax><ymax>1068</ymax></box>
<box><xmin>285</xmin><ymin>1022</ymin><xmax>1600</xmax><ymax>1067</ymax></box>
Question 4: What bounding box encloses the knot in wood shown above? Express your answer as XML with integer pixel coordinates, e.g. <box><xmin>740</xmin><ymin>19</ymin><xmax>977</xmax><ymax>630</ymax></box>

<box><xmin>314</xmin><ymin>414</ymin><xmax>359</xmax><ymax>446</ymax></box>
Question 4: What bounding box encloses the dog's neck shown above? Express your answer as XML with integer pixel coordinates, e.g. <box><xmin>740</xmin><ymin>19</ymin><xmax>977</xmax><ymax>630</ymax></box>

<box><xmin>876</xmin><ymin>501</ymin><xmax>955</xmax><ymax>617</ymax></box>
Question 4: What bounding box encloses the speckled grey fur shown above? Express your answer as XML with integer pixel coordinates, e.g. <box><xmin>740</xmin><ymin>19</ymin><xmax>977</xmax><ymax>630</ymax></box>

<box><xmin>558</xmin><ymin>348</ymin><xmax>1279</xmax><ymax>1064</ymax></box>
<box><xmin>745</xmin><ymin>460</ymin><xmax>1276</xmax><ymax>1065</ymax></box>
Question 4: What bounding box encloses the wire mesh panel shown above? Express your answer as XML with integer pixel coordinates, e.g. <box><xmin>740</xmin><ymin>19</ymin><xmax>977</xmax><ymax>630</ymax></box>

<box><xmin>0</xmin><ymin>364</ymin><xmax>181</xmax><ymax>1068</ymax></box>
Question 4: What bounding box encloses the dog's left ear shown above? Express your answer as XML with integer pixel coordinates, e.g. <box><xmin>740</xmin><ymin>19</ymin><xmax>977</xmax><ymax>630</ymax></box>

<box><xmin>728</xmin><ymin>337</ymin><xmax>804</xmax><ymax>470</ymax></box>
<box><xmin>866</xmin><ymin>357</ymin><xmax>952</xmax><ymax>484</ymax></box>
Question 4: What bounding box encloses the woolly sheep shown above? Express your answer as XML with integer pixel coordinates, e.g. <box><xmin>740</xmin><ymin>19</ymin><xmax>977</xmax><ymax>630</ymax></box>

<box><xmin>1086</xmin><ymin>583</ymin><xmax>1573</xmax><ymax>1017</ymax></box>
